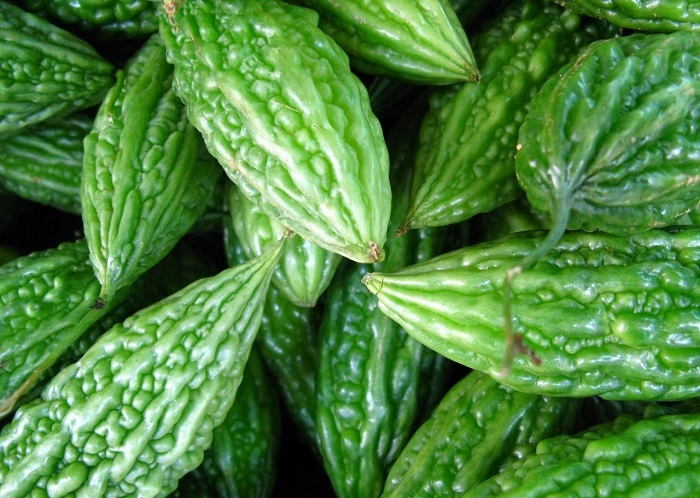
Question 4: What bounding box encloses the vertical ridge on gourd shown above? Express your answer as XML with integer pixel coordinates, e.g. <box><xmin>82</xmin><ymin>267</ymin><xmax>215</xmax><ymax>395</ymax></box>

<box><xmin>0</xmin><ymin>113</ymin><xmax>92</xmax><ymax>215</ymax></box>
<box><xmin>381</xmin><ymin>370</ymin><xmax>581</xmax><ymax>497</ymax></box>
<box><xmin>81</xmin><ymin>34</ymin><xmax>221</xmax><ymax>301</ymax></box>
<box><xmin>464</xmin><ymin>411</ymin><xmax>700</xmax><ymax>497</ymax></box>
<box><xmin>553</xmin><ymin>0</ymin><xmax>700</xmax><ymax>33</ymax></box>
<box><xmin>286</xmin><ymin>0</ymin><xmax>479</xmax><ymax>85</ymax></box>
<box><xmin>0</xmin><ymin>236</ymin><xmax>286</xmax><ymax>497</ymax></box>
<box><xmin>314</xmin><ymin>107</ymin><xmax>449</xmax><ymax>498</ymax></box>
<box><xmin>0</xmin><ymin>240</ymin><xmax>120</xmax><ymax>417</ymax></box>
<box><xmin>362</xmin><ymin>227</ymin><xmax>700</xmax><ymax>401</ymax></box>
<box><xmin>398</xmin><ymin>0</ymin><xmax>618</xmax><ymax>235</ymax></box>
<box><xmin>159</xmin><ymin>0</ymin><xmax>392</xmax><ymax>264</ymax></box>
<box><xmin>0</xmin><ymin>1</ymin><xmax>114</xmax><ymax>137</ymax></box>
<box><xmin>505</xmin><ymin>31</ymin><xmax>700</xmax><ymax>372</ymax></box>
<box><xmin>228</xmin><ymin>181</ymin><xmax>341</xmax><ymax>307</ymax></box>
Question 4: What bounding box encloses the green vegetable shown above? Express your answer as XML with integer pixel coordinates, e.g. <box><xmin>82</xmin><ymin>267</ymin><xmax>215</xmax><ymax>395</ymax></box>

<box><xmin>0</xmin><ymin>239</ymin><xmax>118</xmax><ymax>416</ymax></box>
<box><xmin>159</xmin><ymin>0</ymin><xmax>392</xmax><ymax>264</ymax></box>
<box><xmin>0</xmin><ymin>113</ymin><xmax>92</xmax><ymax>215</ymax></box>
<box><xmin>228</xmin><ymin>181</ymin><xmax>341</xmax><ymax>307</ymax></box>
<box><xmin>399</xmin><ymin>0</ymin><xmax>616</xmax><ymax>233</ymax></box>
<box><xmin>363</xmin><ymin>226</ymin><xmax>700</xmax><ymax>401</ymax></box>
<box><xmin>315</xmin><ymin>108</ymin><xmax>449</xmax><ymax>498</ymax></box>
<box><xmin>81</xmin><ymin>34</ymin><xmax>221</xmax><ymax>300</ymax></box>
<box><xmin>184</xmin><ymin>347</ymin><xmax>281</xmax><ymax>498</ymax></box>
<box><xmin>14</xmin><ymin>0</ymin><xmax>159</xmax><ymax>39</ymax></box>
<box><xmin>0</xmin><ymin>235</ymin><xmax>286</xmax><ymax>497</ymax></box>
<box><xmin>465</xmin><ymin>411</ymin><xmax>700</xmax><ymax>497</ymax></box>
<box><xmin>553</xmin><ymin>0</ymin><xmax>700</xmax><ymax>33</ymax></box>
<box><xmin>0</xmin><ymin>1</ymin><xmax>114</xmax><ymax>137</ymax></box>
<box><xmin>382</xmin><ymin>370</ymin><xmax>580</xmax><ymax>497</ymax></box>
<box><xmin>224</xmin><ymin>222</ymin><xmax>320</xmax><ymax>445</ymax></box>
<box><xmin>286</xmin><ymin>0</ymin><xmax>478</xmax><ymax>85</ymax></box>
<box><xmin>507</xmin><ymin>32</ymin><xmax>700</xmax><ymax>366</ymax></box>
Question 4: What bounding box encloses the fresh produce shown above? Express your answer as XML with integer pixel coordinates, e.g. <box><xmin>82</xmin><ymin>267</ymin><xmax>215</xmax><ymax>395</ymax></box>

<box><xmin>286</xmin><ymin>0</ymin><xmax>479</xmax><ymax>84</ymax></box>
<box><xmin>553</xmin><ymin>0</ymin><xmax>700</xmax><ymax>33</ymax></box>
<box><xmin>0</xmin><ymin>236</ymin><xmax>285</xmax><ymax>497</ymax></box>
<box><xmin>0</xmin><ymin>113</ymin><xmax>91</xmax><ymax>215</ymax></box>
<box><xmin>81</xmin><ymin>34</ymin><xmax>221</xmax><ymax>300</ymax></box>
<box><xmin>3</xmin><ymin>0</ymin><xmax>700</xmax><ymax>495</ymax></box>
<box><xmin>363</xmin><ymin>227</ymin><xmax>700</xmax><ymax>401</ymax></box>
<box><xmin>399</xmin><ymin>0</ymin><xmax>618</xmax><ymax>233</ymax></box>
<box><xmin>0</xmin><ymin>1</ymin><xmax>114</xmax><ymax>137</ymax></box>
<box><xmin>228</xmin><ymin>181</ymin><xmax>341</xmax><ymax>307</ymax></box>
<box><xmin>381</xmin><ymin>370</ymin><xmax>580</xmax><ymax>497</ymax></box>
<box><xmin>160</xmin><ymin>0</ymin><xmax>392</xmax><ymax>264</ymax></box>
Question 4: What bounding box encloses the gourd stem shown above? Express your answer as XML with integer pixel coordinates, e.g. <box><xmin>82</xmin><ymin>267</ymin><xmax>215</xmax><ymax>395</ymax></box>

<box><xmin>500</xmin><ymin>197</ymin><xmax>571</xmax><ymax>377</ymax></box>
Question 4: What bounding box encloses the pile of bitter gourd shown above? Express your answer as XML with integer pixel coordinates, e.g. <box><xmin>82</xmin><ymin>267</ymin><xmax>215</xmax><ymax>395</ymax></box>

<box><xmin>1</xmin><ymin>0</ymin><xmax>700</xmax><ymax>496</ymax></box>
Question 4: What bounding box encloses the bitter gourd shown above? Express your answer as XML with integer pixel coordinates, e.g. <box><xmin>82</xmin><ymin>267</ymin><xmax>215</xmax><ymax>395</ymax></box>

<box><xmin>0</xmin><ymin>1</ymin><xmax>114</xmax><ymax>137</ymax></box>
<box><xmin>399</xmin><ymin>0</ymin><xmax>617</xmax><ymax>233</ymax></box>
<box><xmin>465</xmin><ymin>411</ymin><xmax>700</xmax><ymax>497</ymax></box>
<box><xmin>363</xmin><ymin>226</ymin><xmax>700</xmax><ymax>401</ymax></box>
<box><xmin>0</xmin><ymin>112</ymin><xmax>92</xmax><ymax>215</ymax></box>
<box><xmin>159</xmin><ymin>0</ymin><xmax>392</xmax><ymax>264</ymax></box>
<box><xmin>0</xmin><ymin>235</ymin><xmax>286</xmax><ymax>497</ymax></box>
<box><xmin>14</xmin><ymin>0</ymin><xmax>159</xmax><ymax>39</ymax></box>
<box><xmin>381</xmin><ymin>370</ymin><xmax>580</xmax><ymax>497</ymax></box>
<box><xmin>0</xmin><ymin>239</ymin><xmax>120</xmax><ymax>416</ymax></box>
<box><xmin>81</xmin><ymin>33</ymin><xmax>221</xmax><ymax>299</ymax></box>
<box><xmin>553</xmin><ymin>0</ymin><xmax>700</xmax><ymax>33</ymax></box>
<box><xmin>181</xmin><ymin>346</ymin><xmax>281</xmax><ymax>498</ymax></box>
<box><xmin>228</xmin><ymin>181</ymin><xmax>340</xmax><ymax>307</ymax></box>
<box><xmin>315</xmin><ymin>109</ymin><xmax>449</xmax><ymax>498</ymax></box>
<box><xmin>286</xmin><ymin>0</ymin><xmax>478</xmax><ymax>85</ymax></box>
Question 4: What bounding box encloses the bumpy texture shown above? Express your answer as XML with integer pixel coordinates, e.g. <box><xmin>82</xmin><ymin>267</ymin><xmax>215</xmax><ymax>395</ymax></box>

<box><xmin>0</xmin><ymin>238</ymin><xmax>284</xmax><ymax>497</ymax></box>
<box><xmin>0</xmin><ymin>113</ymin><xmax>92</xmax><ymax>215</ymax></box>
<box><xmin>516</xmin><ymin>31</ymin><xmax>700</xmax><ymax>259</ymax></box>
<box><xmin>382</xmin><ymin>370</ymin><xmax>580</xmax><ymax>497</ymax></box>
<box><xmin>15</xmin><ymin>0</ymin><xmax>159</xmax><ymax>38</ymax></box>
<box><xmin>287</xmin><ymin>0</ymin><xmax>478</xmax><ymax>84</ymax></box>
<box><xmin>160</xmin><ymin>0</ymin><xmax>392</xmax><ymax>263</ymax></box>
<box><xmin>185</xmin><ymin>347</ymin><xmax>280</xmax><ymax>498</ymax></box>
<box><xmin>315</xmin><ymin>110</ymin><xmax>449</xmax><ymax>498</ymax></box>
<box><xmin>400</xmin><ymin>0</ymin><xmax>617</xmax><ymax>232</ymax></box>
<box><xmin>554</xmin><ymin>0</ymin><xmax>700</xmax><ymax>33</ymax></box>
<box><xmin>0</xmin><ymin>1</ymin><xmax>114</xmax><ymax>137</ymax></box>
<box><xmin>228</xmin><ymin>182</ymin><xmax>341</xmax><ymax>307</ymax></box>
<box><xmin>466</xmin><ymin>412</ymin><xmax>700</xmax><ymax>497</ymax></box>
<box><xmin>363</xmin><ymin>227</ymin><xmax>700</xmax><ymax>401</ymax></box>
<box><xmin>0</xmin><ymin>240</ymin><xmax>117</xmax><ymax>416</ymax></box>
<box><xmin>81</xmin><ymin>34</ymin><xmax>221</xmax><ymax>299</ymax></box>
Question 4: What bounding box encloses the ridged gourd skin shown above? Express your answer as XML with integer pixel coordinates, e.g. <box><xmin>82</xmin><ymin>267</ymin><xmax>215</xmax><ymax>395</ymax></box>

<box><xmin>315</xmin><ymin>110</ymin><xmax>448</xmax><ymax>498</ymax></box>
<box><xmin>286</xmin><ymin>0</ymin><xmax>478</xmax><ymax>85</ymax></box>
<box><xmin>184</xmin><ymin>346</ymin><xmax>281</xmax><ymax>498</ymax></box>
<box><xmin>0</xmin><ymin>239</ymin><xmax>123</xmax><ymax>417</ymax></box>
<box><xmin>0</xmin><ymin>237</ymin><xmax>285</xmax><ymax>498</ymax></box>
<box><xmin>223</xmin><ymin>223</ymin><xmax>320</xmax><ymax>446</ymax></box>
<box><xmin>363</xmin><ymin>227</ymin><xmax>700</xmax><ymax>401</ymax></box>
<box><xmin>382</xmin><ymin>370</ymin><xmax>581</xmax><ymax>498</ymax></box>
<box><xmin>465</xmin><ymin>411</ymin><xmax>700</xmax><ymax>497</ymax></box>
<box><xmin>81</xmin><ymin>34</ymin><xmax>221</xmax><ymax>300</ymax></box>
<box><xmin>14</xmin><ymin>0</ymin><xmax>159</xmax><ymax>38</ymax></box>
<box><xmin>228</xmin><ymin>181</ymin><xmax>341</xmax><ymax>307</ymax></box>
<box><xmin>159</xmin><ymin>0</ymin><xmax>392</xmax><ymax>264</ymax></box>
<box><xmin>0</xmin><ymin>113</ymin><xmax>92</xmax><ymax>215</ymax></box>
<box><xmin>0</xmin><ymin>1</ymin><xmax>114</xmax><ymax>137</ymax></box>
<box><xmin>553</xmin><ymin>0</ymin><xmax>700</xmax><ymax>33</ymax></box>
<box><xmin>399</xmin><ymin>0</ymin><xmax>619</xmax><ymax>233</ymax></box>
<box><xmin>516</xmin><ymin>31</ymin><xmax>700</xmax><ymax>242</ymax></box>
